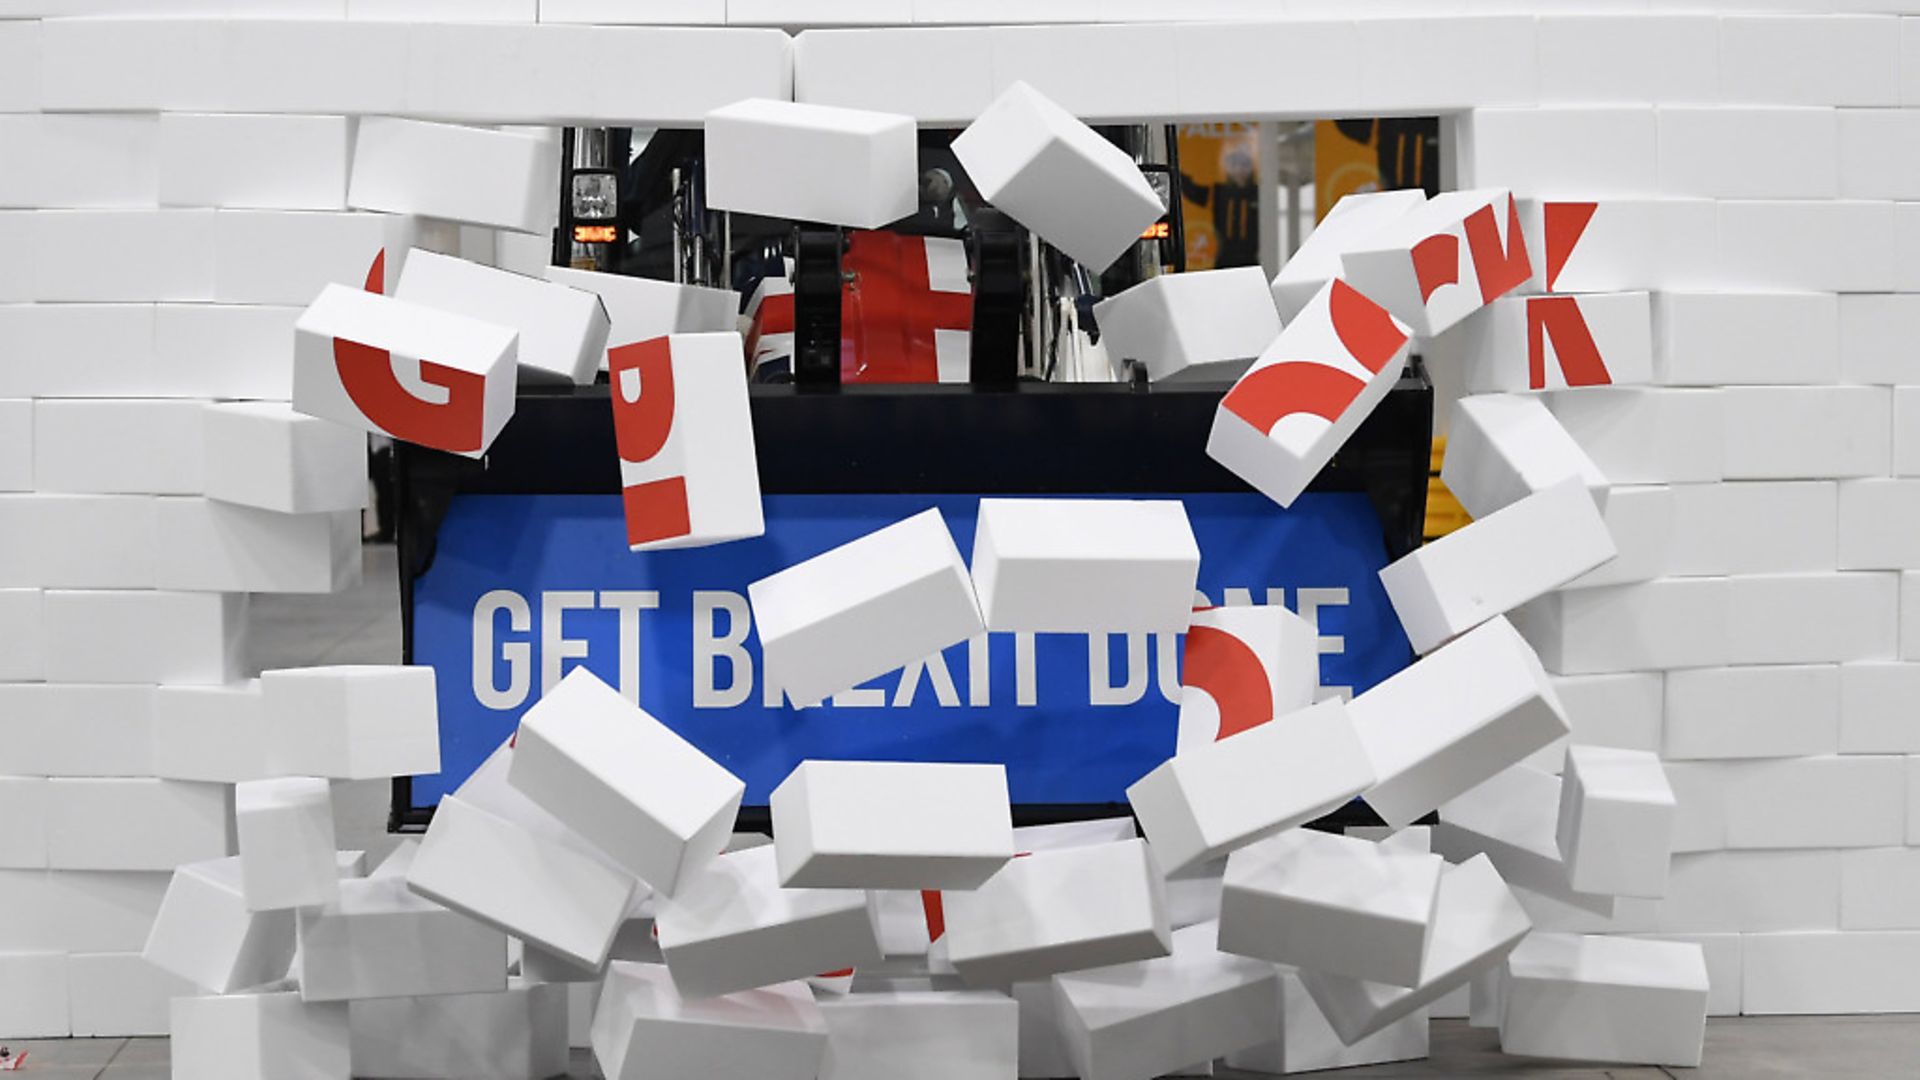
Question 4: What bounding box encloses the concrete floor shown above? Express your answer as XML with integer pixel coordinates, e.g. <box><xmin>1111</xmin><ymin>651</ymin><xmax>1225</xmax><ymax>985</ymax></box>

<box><xmin>16</xmin><ymin>544</ymin><xmax>1911</xmax><ymax>1078</ymax></box>
<box><xmin>15</xmin><ymin>1016</ymin><xmax>1920</xmax><ymax>1078</ymax></box>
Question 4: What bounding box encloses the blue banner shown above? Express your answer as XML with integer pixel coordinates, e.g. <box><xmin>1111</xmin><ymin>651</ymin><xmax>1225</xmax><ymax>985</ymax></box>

<box><xmin>410</xmin><ymin>491</ymin><xmax>1410</xmax><ymax>809</ymax></box>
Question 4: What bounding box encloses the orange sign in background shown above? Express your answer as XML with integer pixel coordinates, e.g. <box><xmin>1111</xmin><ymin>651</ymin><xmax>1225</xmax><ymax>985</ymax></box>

<box><xmin>1177</xmin><ymin>122</ymin><xmax>1262</xmax><ymax>271</ymax></box>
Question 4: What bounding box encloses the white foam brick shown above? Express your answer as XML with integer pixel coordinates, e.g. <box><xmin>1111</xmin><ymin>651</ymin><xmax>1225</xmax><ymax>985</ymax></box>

<box><xmin>1219</xmin><ymin>827</ymin><xmax>1443</xmax><ymax>988</ymax></box>
<box><xmin>652</xmin><ymin>843</ymin><xmax>882</xmax><ymax>1000</ymax></box>
<box><xmin>262</xmin><ymin>665</ymin><xmax>441</xmax><ymax>781</ymax></box>
<box><xmin>1380</xmin><ymin>477</ymin><xmax>1616</xmax><ymax>655</ymax></box>
<box><xmin>295</xmin><ymin>874</ymin><xmax>507</xmax><ymax>1003</ymax></box>
<box><xmin>506</xmin><ymin>666</ymin><xmax>743</xmax><ymax>896</ymax></box>
<box><xmin>970</xmin><ymin>497</ymin><xmax>1199</xmax><ymax>634</ymax></box>
<box><xmin>235</xmin><ymin>776</ymin><xmax>339</xmax><ymax>913</ymax></box>
<box><xmin>1207</xmin><ymin>278</ymin><xmax>1413</xmax><ymax>508</ymax></box>
<box><xmin>1129</xmin><ymin>699</ymin><xmax>1374</xmax><ymax>875</ymax></box>
<box><xmin>1499</xmin><ymin>933</ymin><xmax>1708</xmax><ymax>1067</ymax></box>
<box><xmin>1052</xmin><ymin>921</ymin><xmax>1279</xmax><ymax>1080</ymax></box>
<box><xmin>607</xmin><ymin>331</ymin><xmax>764</xmax><ymax>550</ymax></box>
<box><xmin>817</xmin><ymin>989</ymin><xmax>1018</xmax><ymax>1080</ymax></box>
<box><xmin>292</xmin><ymin>282</ymin><xmax>517</xmax><ymax>458</ymax></box>
<box><xmin>1557</xmin><ymin>747</ymin><xmax>1676</xmax><ymax>899</ymax></box>
<box><xmin>950</xmin><ymin>80</ymin><xmax>1165</xmax><ymax>271</ymax></box>
<box><xmin>394</xmin><ymin>247</ymin><xmax>609</xmax><ymax>386</ymax></box>
<box><xmin>1173</xmin><ymin>602</ymin><xmax>1319</xmax><ymax>752</ymax></box>
<box><xmin>771</xmin><ymin>760</ymin><xmax>1013</xmax><ymax>890</ymax></box>
<box><xmin>943</xmin><ymin>838</ymin><xmax>1171</xmax><ymax>987</ymax></box>
<box><xmin>591</xmin><ymin>962</ymin><xmax>827</xmax><ymax>1080</ymax></box>
<box><xmin>749</xmin><ymin>507</ymin><xmax>984</xmax><ymax>706</ymax></box>
<box><xmin>705</xmin><ymin>98</ymin><xmax>917</xmax><ymax>229</ymax></box>
<box><xmin>1092</xmin><ymin>267</ymin><xmax>1281</xmax><ymax>384</ymax></box>
<box><xmin>1442</xmin><ymin>393</ymin><xmax>1608</xmax><ymax>520</ymax></box>
<box><xmin>350</xmin><ymin>117</ymin><xmax>559</xmax><ymax>235</ymax></box>
<box><xmin>1349</xmin><ymin>616</ymin><xmax>1571</xmax><ymax>830</ymax></box>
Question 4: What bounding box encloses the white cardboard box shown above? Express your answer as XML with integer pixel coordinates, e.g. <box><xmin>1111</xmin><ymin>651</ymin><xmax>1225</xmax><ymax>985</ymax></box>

<box><xmin>161</xmin><ymin>113</ymin><xmax>352</xmax><ymax>211</ymax></box>
<box><xmin>152</xmin><ymin>682</ymin><xmax>276</xmax><ymax>784</ymax></box>
<box><xmin>1174</xmin><ymin>603</ymin><xmax>1319</xmax><ymax>752</ymax></box>
<box><xmin>1499</xmin><ymin>933</ymin><xmax>1707</xmax><ymax>1067</ymax></box>
<box><xmin>153</xmin><ymin>498</ymin><xmax>361</xmax><ymax>594</ymax></box>
<box><xmin>1663</xmin><ymin>665</ymin><xmax>1840</xmax><ymax>761</ymax></box>
<box><xmin>203</xmin><ymin>403</ymin><xmax>366</xmax><ymax>514</ymax></box>
<box><xmin>144</xmin><ymin>856</ymin><xmax>297</xmax><ymax>995</ymax></box>
<box><xmin>349</xmin><ymin>979</ymin><xmax>569</xmax><ymax>1080</ymax></box>
<box><xmin>1558</xmin><ymin>747</ymin><xmax>1676</xmax><ymax>899</ymax></box>
<box><xmin>1052</xmin><ymin>921</ymin><xmax>1279</xmax><ymax>1080</ymax></box>
<box><xmin>771</xmin><ymin>761</ymin><xmax>1013</xmax><ymax>890</ymax></box>
<box><xmin>607</xmin><ymin>332</ymin><xmax>764</xmax><ymax>550</ymax></box>
<box><xmin>1381</xmin><ymin>478</ymin><xmax>1615</xmax><ymax>655</ymax></box>
<box><xmin>1742</xmin><ymin>931</ymin><xmax>1920</xmax><ymax>1014</ymax></box>
<box><xmin>1092</xmin><ymin>267</ymin><xmax>1280</xmax><ymax>384</ymax></box>
<box><xmin>591</xmin><ymin>962</ymin><xmax>827</xmax><ymax>1080</ymax></box>
<box><xmin>48</xmin><ymin>778</ymin><xmax>232</xmax><ymax>872</ymax></box>
<box><xmin>1723</xmin><ymin>386</ymin><xmax>1891</xmax><ymax>481</ymax></box>
<box><xmin>1454</xmin><ymin>291</ymin><xmax>1653</xmax><ymax>394</ymax></box>
<box><xmin>970</xmin><ymin>498</ymin><xmax>1199</xmax><ymax>634</ymax></box>
<box><xmin>705</xmin><ymin>98</ymin><xmax>917</xmax><ymax>229</ymax></box>
<box><xmin>1545</xmin><ymin>387</ymin><xmax>1723</xmax><ymax>486</ymax></box>
<box><xmin>1130</xmin><ymin>699</ymin><xmax>1374</xmax><ymax>875</ymax></box>
<box><xmin>395</xmin><ymin>247</ymin><xmax>609</xmax><ymax>386</ymax></box>
<box><xmin>1511</xmin><ymin>578</ymin><xmax>1730</xmax><ymax>676</ymax></box>
<box><xmin>171</xmin><ymin>991</ymin><xmax>351</xmax><ymax>1080</ymax></box>
<box><xmin>951</xmin><ymin>80</ymin><xmax>1165</xmax><ymax>272</ymax></box>
<box><xmin>262</xmin><ymin>665</ymin><xmax>441</xmax><ymax>781</ymax></box>
<box><xmin>653</xmin><ymin>843</ymin><xmax>881</xmax><ymax>1000</ymax></box>
<box><xmin>32</xmin><ymin>398</ymin><xmax>207</xmax><ymax>495</ymax></box>
<box><xmin>297</xmin><ymin>875</ymin><xmax>507</xmax><ymax>1003</ymax></box>
<box><xmin>292</xmin><ymin>283</ymin><xmax>517</xmax><ymax>458</ymax></box>
<box><xmin>1207</xmin><ymin>278</ymin><xmax>1412</xmax><ymax>508</ymax></box>
<box><xmin>1298</xmin><ymin>855</ymin><xmax>1531</xmax><ymax>1046</ymax></box>
<box><xmin>944</xmin><ymin>838</ymin><xmax>1170</xmax><ymax>988</ymax></box>
<box><xmin>235</xmin><ymin>777</ymin><xmax>339</xmax><ymax>913</ymax></box>
<box><xmin>543</xmin><ymin>266</ymin><xmax>739</xmax><ymax>352</ymax></box>
<box><xmin>1348</xmin><ymin>616</ymin><xmax>1570</xmax><ymax>830</ymax></box>
<box><xmin>1442</xmin><ymin>393</ymin><xmax>1607</xmax><ymax>520</ymax></box>
<box><xmin>749</xmin><ymin>507</ymin><xmax>984</xmax><ymax>706</ymax></box>
<box><xmin>1219</xmin><ymin>829</ymin><xmax>1442</xmax><ymax>988</ymax></box>
<box><xmin>507</xmin><ymin>666</ymin><xmax>742</xmax><ymax>896</ymax></box>
<box><xmin>817</xmin><ymin>989</ymin><xmax>1017</xmax><ymax>1080</ymax></box>
<box><xmin>1269</xmin><ymin>189</ymin><xmax>1426</xmax><ymax>322</ymax></box>
<box><xmin>1652</xmin><ymin>291</ymin><xmax>1839</xmax><ymax>387</ymax></box>
<box><xmin>1340</xmin><ymin>189</ymin><xmax>1533</xmax><ymax>338</ymax></box>
<box><xmin>0</xmin><ymin>684</ymin><xmax>156</xmax><ymax>778</ymax></box>
<box><xmin>351</xmin><ymin>117</ymin><xmax>558</xmax><ymax>235</ymax></box>
<box><xmin>1840</xmin><ymin>478</ymin><xmax>1920</xmax><ymax>570</ymax></box>
<box><xmin>68</xmin><ymin>951</ymin><xmax>197</xmax><ymax>1038</ymax></box>
<box><xmin>1666</xmin><ymin>481</ymin><xmax>1837</xmax><ymax>578</ymax></box>
<box><xmin>1840</xmin><ymin>662</ymin><xmax>1920</xmax><ymax>753</ymax></box>
<box><xmin>408</xmin><ymin>794</ymin><xmax>639</xmax><ymax>972</ymax></box>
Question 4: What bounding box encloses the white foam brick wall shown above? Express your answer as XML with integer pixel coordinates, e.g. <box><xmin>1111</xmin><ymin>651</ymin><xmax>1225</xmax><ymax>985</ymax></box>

<box><xmin>5</xmin><ymin>0</ymin><xmax>1920</xmax><ymax>1055</ymax></box>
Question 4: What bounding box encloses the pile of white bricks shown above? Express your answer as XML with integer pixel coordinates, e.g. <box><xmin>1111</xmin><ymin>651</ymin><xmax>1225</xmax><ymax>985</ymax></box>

<box><xmin>2</xmin><ymin>3</ymin><xmax>1920</xmax><ymax>1078</ymax></box>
